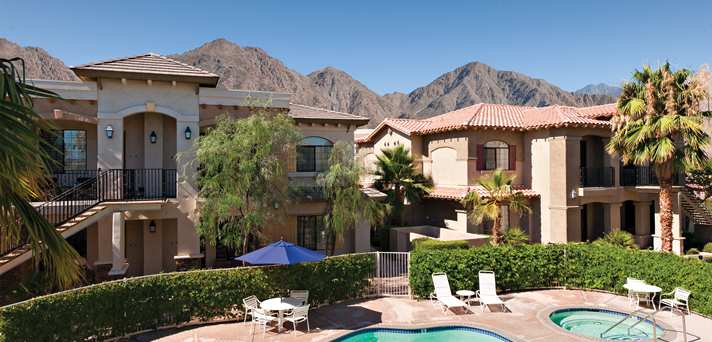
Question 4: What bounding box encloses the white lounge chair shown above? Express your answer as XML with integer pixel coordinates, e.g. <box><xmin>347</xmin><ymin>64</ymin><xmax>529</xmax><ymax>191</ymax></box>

<box><xmin>284</xmin><ymin>304</ymin><xmax>311</xmax><ymax>336</ymax></box>
<box><xmin>250</xmin><ymin>307</ymin><xmax>277</xmax><ymax>337</ymax></box>
<box><xmin>476</xmin><ymin>271</ymin><xmax>506</xmax><ymax>312</ymax></box>
<box><xmin>289</xmin><ymin>290</ymin><xmax>309</xmax><ymax>306</ymax></box>
<box><xmin>660</xmin><ymin>288</ymin><xmax>691</xmax><ymax>315</ymax></box>
<box><xmin>431</xmin><ymin>272</ymin><xmax>467</xmax><ymax>313</ymax></box>
<box><xmin>242</xmin><ymin>295</ymin><xmax>261</xmax><ymax>323</ymax></box>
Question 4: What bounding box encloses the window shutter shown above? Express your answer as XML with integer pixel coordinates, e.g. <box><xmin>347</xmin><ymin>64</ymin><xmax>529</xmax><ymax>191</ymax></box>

<box><xmin>509</xmin><ymin>145</ymin><xmax>516</xmax><ymax>170</ymax></box>
<box><xmin>476</xmin><ymin>144</ymin><xmax>484</xmax><ymax>170</ymax></box>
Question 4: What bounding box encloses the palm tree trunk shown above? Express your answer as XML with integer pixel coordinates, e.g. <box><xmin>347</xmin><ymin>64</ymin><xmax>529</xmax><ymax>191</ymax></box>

<box><xmin>491</xmin><ymin>213</ymin><xmax>503</xmax><ymax>245</ymax></box>
<box><xmin>658</xmin><ymin>178</ymin><xmax>674</xmax><ymax>252</ymax></box>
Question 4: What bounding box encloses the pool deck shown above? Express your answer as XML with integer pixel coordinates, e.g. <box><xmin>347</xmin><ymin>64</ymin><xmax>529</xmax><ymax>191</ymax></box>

<box><xmin>129</xmin><ymin>289</ymin><xmax>711</xmax><ymax>341</ymax></box>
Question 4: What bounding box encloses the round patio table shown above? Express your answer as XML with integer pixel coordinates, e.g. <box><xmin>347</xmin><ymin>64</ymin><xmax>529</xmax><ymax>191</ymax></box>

<box><xmin>623</xmin><ymin>283</ymin><xmax>662</xmax><ymax>310</ymax></box>
<box><xmin>456</xmin><ymin>290</ymin><xmax>475</xmax><ymax>307</ymax></box>
<box><xmin>260</xmin><ymin>297</ymin><xmax>302</xmax><ymax>332</ymax></box>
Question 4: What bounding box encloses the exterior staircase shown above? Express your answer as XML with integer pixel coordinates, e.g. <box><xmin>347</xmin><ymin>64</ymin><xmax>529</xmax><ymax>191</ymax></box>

<box><xmin>679</xmin><ymin>187</ymin><xmax>712</xmax><ymax>225</ymax></box>
<box><xmin>0</xmin><ymin>169</ymin><xmax>177</xmax><ymax>276</ymax></box>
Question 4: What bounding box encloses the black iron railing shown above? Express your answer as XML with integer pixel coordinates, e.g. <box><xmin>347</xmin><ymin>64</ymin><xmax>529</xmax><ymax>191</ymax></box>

<box><xmin>620</xmin><ymin>166</ymin><xmax>683</xmax><ymax>186</ymax></box>
<box><xmin>3</xmin><ymin>169</ymin><xmax>177</xmax><ymax>258</ymax></box>
<box><xmin>580</xmin><ymin>167</ymin><xmax>615</xmax><ymax>187</ymax></box>
<box><xmin>49</xmin><ymin>170</ymin><xmax>100</xmax><ymax>196</ymax></box>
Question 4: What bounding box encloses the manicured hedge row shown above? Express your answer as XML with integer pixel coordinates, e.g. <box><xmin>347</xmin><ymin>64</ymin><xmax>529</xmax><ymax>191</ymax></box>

<box><xmin>0</xmin><ymin>253</ymin><xmax>374</xmax><ymax>342</ymax></box>
<box><xmin>411</xmin><ymin>237</ymin><xmax>469</xmax><ymax>251</ymax></box>
<box><xmin>410</xmin><ymin>243</ymin><xmax>712</xmax><ymax>316</ymax></box>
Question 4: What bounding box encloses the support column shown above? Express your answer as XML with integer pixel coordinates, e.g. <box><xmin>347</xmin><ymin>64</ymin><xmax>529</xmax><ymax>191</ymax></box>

<box><xmin>634</xmin><ymin>201</ymin><xmax>652</xmax><ymax>248</ymax></box>
<box><xmin>653</xmin><ymin>196</ymin><xmax>685</xmax><ymax>255</ymax></box>
<box><xmin>174</xmin><ymin>119</ymin><xmax>203</xmax><ymax>270</ymax></box>
<box><xmin>108</xmin><ymin>212</ymin><xmax>128</xmax><ymax>276</ymax></box>
<box><xmin>605</xmin><ymin>202</ymin><xmax>622</xmax><ymax>233</ymax></box>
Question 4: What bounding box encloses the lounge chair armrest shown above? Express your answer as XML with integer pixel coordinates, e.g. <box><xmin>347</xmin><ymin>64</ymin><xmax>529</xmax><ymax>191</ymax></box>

<box><xmin>475</xmin><ymin>290</ymin><xmax>481</xmax><ymax>298</ymax></box>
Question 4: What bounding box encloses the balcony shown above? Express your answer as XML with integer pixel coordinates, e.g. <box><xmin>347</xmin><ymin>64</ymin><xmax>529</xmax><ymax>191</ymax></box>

<box><xmin>288</xmin><ymin>175</ymin><xmax>325</xmax><ymax>201</ymax></box>
<box><xmin>580</xmin><ymin>167</ymin><xmax>615</xmax><ymax>187</ymax></box>
<box><xmin>620</xmin><ymin>166</ymin><xmax>682</xmax><ymax>186</ymax></box>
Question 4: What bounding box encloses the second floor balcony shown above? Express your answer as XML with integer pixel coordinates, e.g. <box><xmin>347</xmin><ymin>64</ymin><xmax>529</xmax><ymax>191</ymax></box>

<box><xmin>580</xmin><ymin>167</ymin><xmax>615</xmax><ymax>187</ymax></box>
<box><xmin>620</xmin><ymin>166</ymin><xmax>682</xmax><ymax>187</ymax></box>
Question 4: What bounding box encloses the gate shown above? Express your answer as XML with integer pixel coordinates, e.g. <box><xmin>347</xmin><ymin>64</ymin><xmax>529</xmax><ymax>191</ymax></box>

<box><xmin>370</xmin><ymin>251</ymin><xmax>410</xmax><ymax>297</ymax></box>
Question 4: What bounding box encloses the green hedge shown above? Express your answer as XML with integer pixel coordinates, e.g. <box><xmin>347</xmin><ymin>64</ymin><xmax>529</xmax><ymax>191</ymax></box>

<box><xmin>411</xmin><ymin>238</ymin><xmax>469</xmax><ymax>251</ymax></box>
<box><xmin>0</xmin><ymin>254</ymin><xmax>374</xmax><ymax>342</ymax></box>
<box><xmin>410</xmin><ymin>243</ymin><xmax>712</xmax><ymax>316</ymax></box>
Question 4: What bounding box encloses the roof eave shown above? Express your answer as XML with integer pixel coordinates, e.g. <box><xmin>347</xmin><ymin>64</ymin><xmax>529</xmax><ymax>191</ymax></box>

<box><xmin>71</xmin><ymin>68</ymin><xmax>220</xmax><ymax>87</ymax></box>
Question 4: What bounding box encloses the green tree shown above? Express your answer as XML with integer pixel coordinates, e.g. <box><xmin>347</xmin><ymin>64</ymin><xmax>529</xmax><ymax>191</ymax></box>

<box><xmin>191</xmin><ymin>112</ymin><xmax>301</xmax><ymax>256</ymax></box>
<box><xmin>0</xmin><ymin>58</ymin><xmax>81</xmax><ymax>288</ymax></box>
<box><xmin>320</xmin><ymin>142</ymin><xmax>389</xmax><ymax>255</ymax></box>
<box><xmin>607</xmin><ymin>63</ymin><xmax>711</xmax><ymax>252</ymax></box>
<box><xmin>373</xmin><ymin>145</ymin><xmax>430</xmax><ymax>225</ymax></box>
<box><xmin>462</xmin><ymin>169</ymin><xmax>531</xmax><ymax>245</ymax></box>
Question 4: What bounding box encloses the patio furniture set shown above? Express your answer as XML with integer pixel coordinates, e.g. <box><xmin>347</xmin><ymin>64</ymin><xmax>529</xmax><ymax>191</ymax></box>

<box><xmin>431</xmin><ymin>273</ymin><xmax>692</xmax><ymax>315</ymax></box>
<box><xmin>625</xmin><ymin>277</ymin><xmax>691</xmax><ymax>314</ymax></box>
<box><xmin>243</xmin><ymin>290</ymin><xmax>311</xmax><ymax>337</ymax></box>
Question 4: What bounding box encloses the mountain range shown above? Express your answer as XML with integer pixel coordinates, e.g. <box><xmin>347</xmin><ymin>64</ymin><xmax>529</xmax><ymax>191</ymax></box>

<box><xmin>574</xmin><ymin>83</ymin><xmax>622</xmax><ymax>98</ymax></box>
<box><xmin>0</xmin><ymin>37</ymin><xmax>615</xmax><ymax>126</ymax></box>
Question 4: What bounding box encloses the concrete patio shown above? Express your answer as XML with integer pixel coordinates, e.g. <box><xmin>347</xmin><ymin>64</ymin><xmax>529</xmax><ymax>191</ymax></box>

<box><xmin>129</xmin><ymin>289</ymin><xmax>711</xmax><ymax>341</ymax></box>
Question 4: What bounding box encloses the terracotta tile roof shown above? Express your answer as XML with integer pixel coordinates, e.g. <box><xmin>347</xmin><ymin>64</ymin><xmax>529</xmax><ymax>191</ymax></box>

<box><xmin>288</xmin><ymin>103</ymin><xmax>369</xmax><ymax>124</ymax></box>
<box><xmin>521</xmin><ymin>105</ymin><xmax>611</xmax><ymax>129</ymax></box>
<box><xmin>72</xmin><ymin>53</ymin><xmax>219</xmax><ymax>86</ymax></box>
<box><xmin>426</xmin><ymin>185</ymin><xmax>539</xmax><ymax>200</ymax></box>
<box><xmin>357</xmin><ymin>102</ymin><xmax>617</xmax><ymax>144</ymax></box>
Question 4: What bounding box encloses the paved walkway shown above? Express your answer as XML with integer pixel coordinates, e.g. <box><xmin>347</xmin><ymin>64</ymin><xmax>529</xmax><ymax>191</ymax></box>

<box><xmin>130</xmin><ymin>289</ymin><xmax>710</xmax><ymax>341</ymax></box>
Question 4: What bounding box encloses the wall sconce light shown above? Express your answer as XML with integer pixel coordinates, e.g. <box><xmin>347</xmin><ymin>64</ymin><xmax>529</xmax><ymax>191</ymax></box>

<box><xmin>570</xmin><ymin>189</ymin><xmax>578</xmax><ymax>200</ymax></box>
<box><xmin>149</xmin><ymin>131</ymin><xmax>157</xmax><ymax>144</ymax></box>
<box><xmin>105</xmin><ymin>125</ymin><xmax>114</xmax><ymax>139</ymax></box>
<box><xmin>148</xmin><ymin>220</ymin><xmax>157</xmax><ymax>233</ymax></box>
<box><xmin>184</xmin><ymin>126</ymin><xmax>192</xmax><ymax>140</ymax></box>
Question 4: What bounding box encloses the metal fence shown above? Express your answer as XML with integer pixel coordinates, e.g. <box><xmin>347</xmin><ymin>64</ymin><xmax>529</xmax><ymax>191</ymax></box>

<box><xmin>367</xmin><ymin>251</ymin><xmax>411</xmax><ymax>297</ymax></box>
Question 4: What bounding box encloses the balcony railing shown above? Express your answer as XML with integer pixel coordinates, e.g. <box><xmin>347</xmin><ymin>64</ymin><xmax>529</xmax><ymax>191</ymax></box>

<box><xmin>620</xmin><ymin>166</ymin><xmax>682</xmax><ymax>186</ymax></box>
<box><xmin>580</xmin><ymin>167</ymin><xmax>615</xmax><ymax>187</ymax></box>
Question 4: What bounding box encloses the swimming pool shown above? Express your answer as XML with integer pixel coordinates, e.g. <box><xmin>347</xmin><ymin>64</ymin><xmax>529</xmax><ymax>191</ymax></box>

<box><xmin>549</xmin><ymin>308</ymin><xmax>665</xmax><ymax>340</ymax></box>
<box><xmin>332</xmin><ymin>325</ymin><xmax>512</xmax><ymax>342</ymax></box>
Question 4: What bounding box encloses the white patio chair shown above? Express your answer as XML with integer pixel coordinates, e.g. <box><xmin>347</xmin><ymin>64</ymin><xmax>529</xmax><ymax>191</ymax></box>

<box><xmin>242</xmin><ymin>295</ymin><xmax>261</xmax><ymax>323</ymax></box>
<box><xmin>431</xmin><ymin>272</ymin><xmax>467</xmax><ymax>313</ymax></box>
<box><xmin>626</xmin><ymin>277</ymin><xmax>652</xmax><ymax>308</ymax></box>
<box><xmin>284</xmin><ymin>304</ymin><xmax>311</xmax><ymax>336</ymax></box>
<box><xmin>289</xmin><ymin>290</ymin><xmax>309</xmax><ymax>306</ymax></box>
<box><xmin>250</xmin><ymin>307</ymin><xmax>277</xmax><ymax>337</ymax></box>
<box><xmin>660</xmin><ymin>288</ymin><xmax>691</xmax><ymax>315</ymax></box>
<box><xmin>476</xmin><ymin>271</ymin><xmax>506</xmax><ymax>312</ymax></box>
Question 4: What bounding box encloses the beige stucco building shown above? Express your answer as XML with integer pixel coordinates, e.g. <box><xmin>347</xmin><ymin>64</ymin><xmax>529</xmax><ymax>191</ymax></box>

<box><xmin>357</xmin><ymin>103</ymin><xmax>708</xmax><ymax>254</ymax></box>
<box><xmin>0</xmin><ymin>53</ymin><xmax>371</xmax><ymax>281</ymax></box>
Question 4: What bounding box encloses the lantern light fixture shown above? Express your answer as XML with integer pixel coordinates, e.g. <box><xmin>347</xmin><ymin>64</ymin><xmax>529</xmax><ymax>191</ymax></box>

<box><xmin>184</xmin><ymin>126</ymin><xmax>192</xmax><ymax>140</ymax></box>
<box><xmin>149</xmin><ymin>131</ymin><xmax>157</xmax><ymax>144</ymax></box>
<box><xmin>105</xmin><ymin>125</ymin><xmax>114</xmax><ymax>139</ymax></box>
<box><xmin>148</xmin><ymin>220</ymin><xmax>157</xmax><ymax>233</ymax></box>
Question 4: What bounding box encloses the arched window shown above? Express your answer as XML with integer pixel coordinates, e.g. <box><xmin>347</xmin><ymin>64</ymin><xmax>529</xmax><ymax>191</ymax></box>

<box><xmin>483</xmin><ymin>140</ymin><xmax>510</xmax><ymax>170</ymax></box>
<box><xmin>297</xmin><ymin>137</ymin><xmax>333</xmax><ymax>172</ymax></box>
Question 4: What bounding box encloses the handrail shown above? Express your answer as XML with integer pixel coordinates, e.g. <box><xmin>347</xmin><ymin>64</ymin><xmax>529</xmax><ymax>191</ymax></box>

<box><xmin>600</xmin><ymin>309</ymin><xmax>659</xmax><ymax>340</ymax></box>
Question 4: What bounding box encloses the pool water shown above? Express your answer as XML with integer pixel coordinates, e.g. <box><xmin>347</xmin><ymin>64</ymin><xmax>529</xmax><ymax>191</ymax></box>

<box><xmin>333</xmin><ymin>326</ymin><xmax>512</xmax><ymax>342</ymax></box>
<box><xmin>549</xmin><ymin>308</ymin><xmax>664</xmax><ymax>340</ymax></box>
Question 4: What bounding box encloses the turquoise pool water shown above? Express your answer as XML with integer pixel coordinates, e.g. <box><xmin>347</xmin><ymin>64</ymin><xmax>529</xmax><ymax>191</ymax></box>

<box><xmin>332</xmin><ymin>326</ymin><xmax>511</xmax><ymax>342</ymax></box>
<box><xmin>549</xmin><ymin>308</ymin><xmax>664</xmax><ymax>340</ymax></box>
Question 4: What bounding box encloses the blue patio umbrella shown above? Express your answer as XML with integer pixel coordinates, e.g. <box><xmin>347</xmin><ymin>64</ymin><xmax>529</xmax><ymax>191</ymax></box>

<box><xmin>235</xmin><ymin>240</ymin><xmax>326</xmax><ymax>265</ymax></box>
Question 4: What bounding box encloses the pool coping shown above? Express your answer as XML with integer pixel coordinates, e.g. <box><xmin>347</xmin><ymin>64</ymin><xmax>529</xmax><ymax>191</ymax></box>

<box><xmin>538</xmin><ymin>305</ymin><xmax>677</xmax><ymax>341</ymax></box>
<box><xmin>327</xmin><ymin>322</ymin><xmax>526</xmax><ymax>342</ymax></box>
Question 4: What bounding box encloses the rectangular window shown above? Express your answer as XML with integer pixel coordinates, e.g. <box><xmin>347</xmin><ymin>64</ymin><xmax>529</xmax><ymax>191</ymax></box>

<box><xmin>43</xmin><ymin>129</ymin><xmax>87</xmax><ymax>172</ymax></box>
<box><xmin>296</xmin><ymin>146</ymin><xmax>332</xmax><ymax>172</ymax></box>
<box><xmin>297</xmin><ymin>215</ymin><xmax>325</xmax><ymax>250</ymax></box>
<box><xmin>483</xmin><ymin>146</ymin><xmax>510</xmax><ymax>170</ymax></box>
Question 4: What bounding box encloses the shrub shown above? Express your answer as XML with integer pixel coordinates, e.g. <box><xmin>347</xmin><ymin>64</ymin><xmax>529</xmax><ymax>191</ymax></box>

<box><xmin>687</xmin><ymin>248</ymin><xmax>700</xmax><ymax>255</ymax></box>
<box><xmin>410</xmin><ymin>243</ymin><xmax>712</xmax><ymax>316</ymax></box>
<box><xmin>0</xmin><ymin>254</ymin><xmax>374</xmax><ymax>342</ymax></box>
<box><xmin>704</xmin><ymin>242</ymin><xmax>712</xmax><ymax>253</ymax></box>
<box><xmin>502</xmin><ymin>227</ymin><xmax>529</xmax><ymax>246</ymax></box>
<box><xmin>594</xmin><ymin>230</ymin><xmax>638</xmax><ymax>249</ymax></box>
<box><xmin>411</xmin><ymin>238</ymin><xmax>469</xmax><ymax>251</ymax></box>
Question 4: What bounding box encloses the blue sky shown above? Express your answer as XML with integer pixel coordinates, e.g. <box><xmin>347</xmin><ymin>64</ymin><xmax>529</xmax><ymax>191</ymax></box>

<box><xmin>2</xmin><ymin>0</ymin><xmax>711</xmax><ymax>94</ymax></box>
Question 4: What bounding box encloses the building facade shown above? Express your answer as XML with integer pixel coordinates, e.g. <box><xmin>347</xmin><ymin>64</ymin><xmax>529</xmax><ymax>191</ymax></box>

<box><xmin>0</xmin><ymin>53</ymin><xmax>371</xmax><ymax>281</ymax></box>
<box><xmin>357</xmin><ymin>103</ymin><xmax>706</xmax><ymax>254</ymax></box>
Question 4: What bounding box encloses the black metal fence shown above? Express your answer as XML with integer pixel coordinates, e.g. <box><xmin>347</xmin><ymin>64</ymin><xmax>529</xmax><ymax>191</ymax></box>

<box><xmin>580</xmin><ymin>167</ymin><xmax>615</xmax><ymax>187</ymax></box>
<box><xmin>620</xmin><ymin>166</ymin><xmax>682</xmax><ymax>186</ymax></box>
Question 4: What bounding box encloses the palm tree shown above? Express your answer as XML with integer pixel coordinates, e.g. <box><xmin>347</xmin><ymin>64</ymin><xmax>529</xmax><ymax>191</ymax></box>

<box><xmin>320</xmin><ymin>141</ymin><xmax>389</xmax><ymax>255</ymax></box>
<box><xmin>0</xmin><ymin>58</ymin><xmax>81</xmax><ymax>288</ymax></box>
<box><xmin>373</xmin><ymin>145</ymin><xmax>430</xmax><ymax>225</ymax></box>
<box><xmin>461</xmin><ymin>169</ymin><xmax>531</xmax><ymax>245</ymax></box>
<box><xmin>607</xmin><ymin>63</ymin><xmax>711</xmax><ymax>252</ymax></box>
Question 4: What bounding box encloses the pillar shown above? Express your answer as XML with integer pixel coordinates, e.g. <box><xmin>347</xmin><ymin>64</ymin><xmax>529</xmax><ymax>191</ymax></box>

<box><xmin>602</xmin><ymin>138</ymin><xmax>620</xmax><ymax>187</ymax></box>
<box><xmin>605</xmin><ymin>202</ymin><xmax>622</xmax><ymax>233</ymax></box>
<box><xmin>144</xmin><ymin>113</ymin><xmax>164</xmax><ymax>197</ymax></box>
<box><xmin>174</xmin><ymin>119</ymin><xmax>203</xmax><ymax>270</ymax></box>
<box><xmin>97</xmin><ymin>118</ymin><xmax>123</xmax><ymax>170</ymax></box>
<box><xmin>653</xmin><ymin>196</ymin><xmax>685</xmax><ymax>255</ymax></box>
<box><xmin>108</xmin><ymin>212</ymin><xmax>128</xmax><ymax>276</ymax></box>
<box><xmin>354</xmin><ymin>219</ymin><xmax>371</xmax><ymax>253</ymax></box>
<box><xmin>633</xmin><ymin>201</ymin><xmax>652</xmax><ymax>248</ymax></box>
